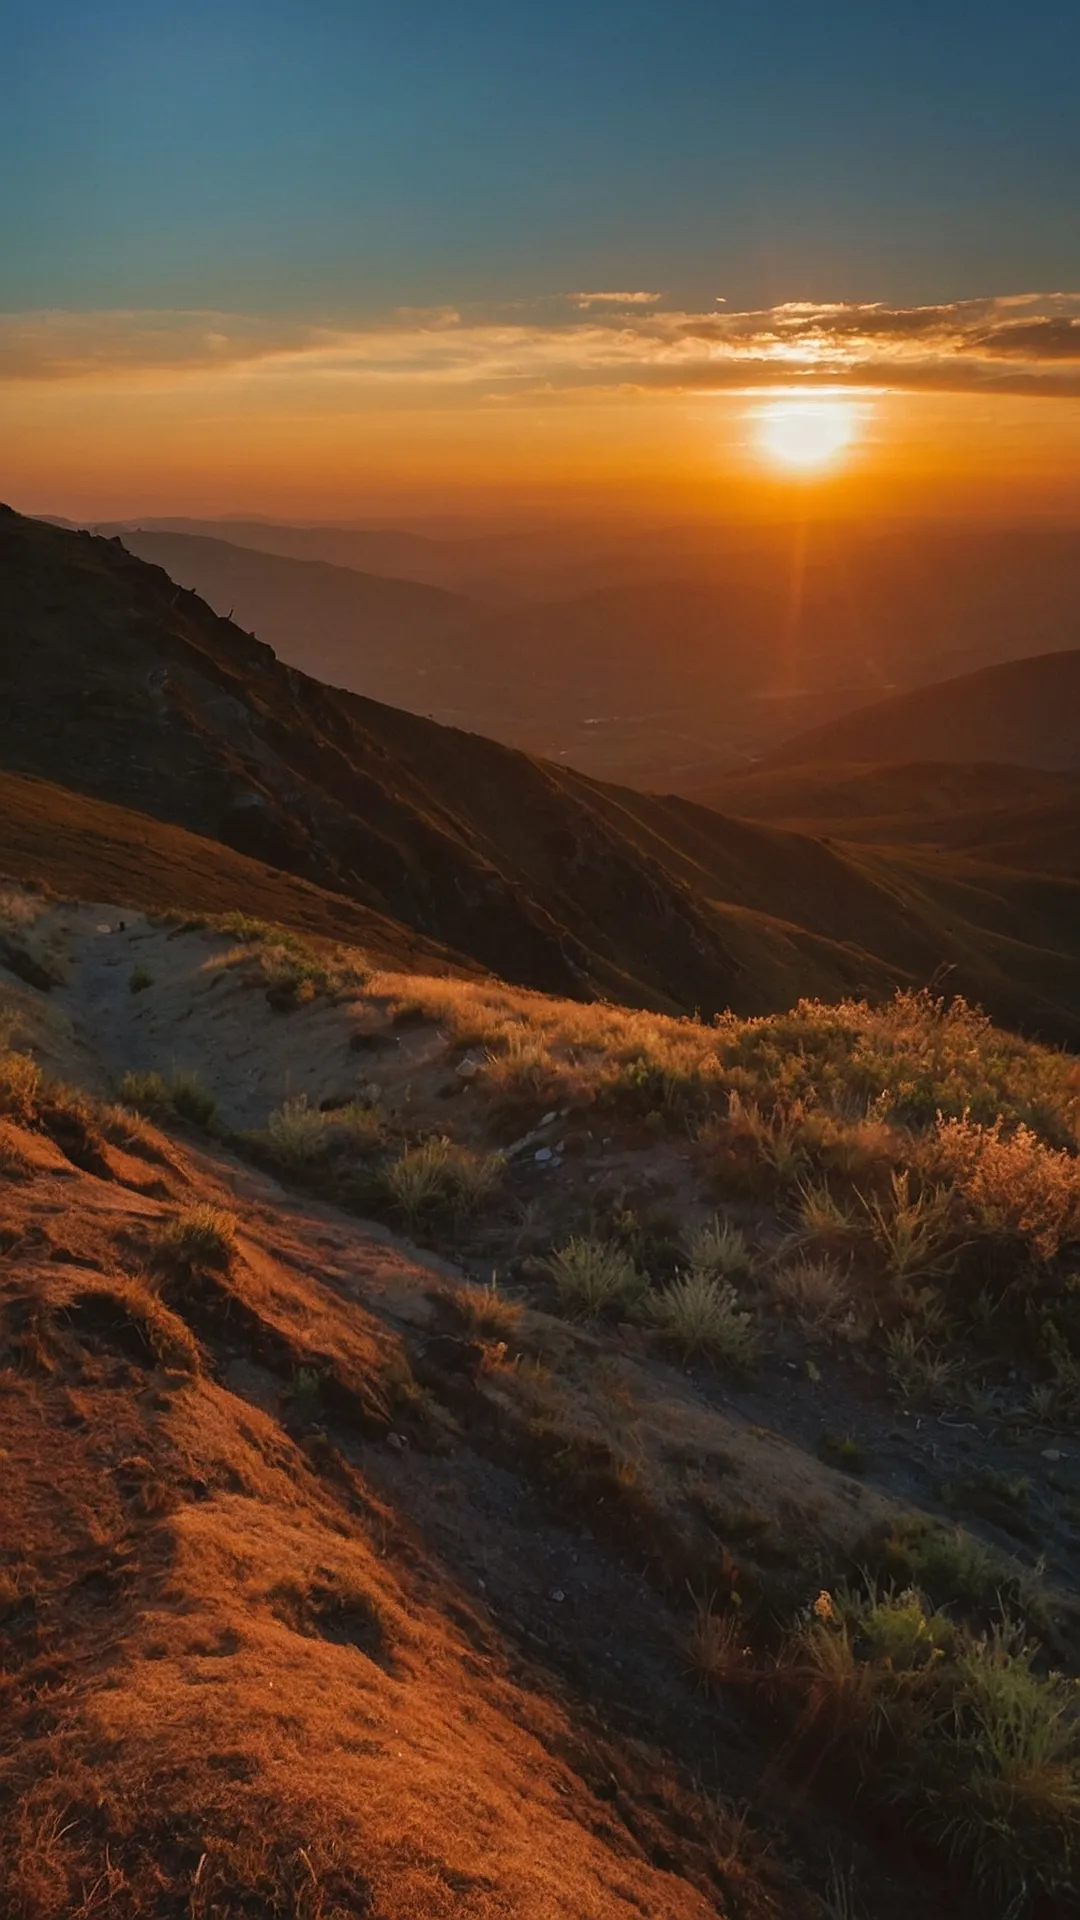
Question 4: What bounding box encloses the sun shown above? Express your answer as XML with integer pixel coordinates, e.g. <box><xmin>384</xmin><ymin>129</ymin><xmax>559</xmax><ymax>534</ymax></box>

<box><xmin>753</xmin><ymin>395</ymin><xmax>862</xmax><ymax>472</ymax></box>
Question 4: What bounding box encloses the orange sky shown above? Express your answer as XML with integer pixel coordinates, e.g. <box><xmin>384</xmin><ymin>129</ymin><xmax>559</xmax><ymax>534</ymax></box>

<box><xmin>3</xmin><ymin>299</ymin><xmax>1079</xmax><ymax>523</ymax></box>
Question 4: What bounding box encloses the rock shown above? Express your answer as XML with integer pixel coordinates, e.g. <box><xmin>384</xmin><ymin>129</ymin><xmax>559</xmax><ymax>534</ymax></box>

<box><xmin>540</xmin><ymin>1111</ymin><xmax>557</xmax><ymax>1126</ymax></box>
<box><xmin>457</xmin><ymin>1054</ymin><xmax>484</xmax><ymax>1081</ymax></box>
<box><xmin>385</xmin><ymin>1431</ymin><xmax>408</xmax><ymax>1453</ymax></box>
<box><xmin>534</xmin><ymin>1146</ymin><xmax>554</xmax><ymax>1164</ymax></box>
<box><xmin>1042</xmin><ymin>1448</ymin><xmax>1064</xmax><ymax>1462</ymax></box>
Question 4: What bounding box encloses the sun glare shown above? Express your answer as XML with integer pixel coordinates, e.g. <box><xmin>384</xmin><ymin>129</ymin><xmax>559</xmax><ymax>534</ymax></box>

<box><xmin>753</xmin><ymin>396</ymin><xmax>863</xmax><ymax>472</ymax></box>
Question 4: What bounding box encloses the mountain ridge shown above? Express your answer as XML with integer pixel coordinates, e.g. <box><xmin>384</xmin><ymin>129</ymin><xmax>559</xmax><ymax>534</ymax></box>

<box><xmin>3</xmin><ymin>504</ymin><xmax>1080</xmax><ymax>1039</ymax></box>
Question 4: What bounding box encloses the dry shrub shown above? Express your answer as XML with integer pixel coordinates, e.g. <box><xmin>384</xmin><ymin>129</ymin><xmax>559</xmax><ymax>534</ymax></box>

<box><xmin>771</xmin><ymin>1257</ymin><xmax>854</xmax><ymax>1339</ymax></box>
<box><xmin>930</xmin><ymin>1115</ymin><xmax>1080</xmax><ymax>1262</ymax></box>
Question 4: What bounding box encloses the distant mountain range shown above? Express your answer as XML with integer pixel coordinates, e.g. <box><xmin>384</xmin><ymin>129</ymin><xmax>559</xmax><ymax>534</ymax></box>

<box><xmin>763</xmin><ymin>648</ymin><xmax>1080</xmax><ymax>775</ymax></box>
<box><xmin>4</xmin><ymin>505</ymin><xmax>1080</xmax><ymax>1040</ymax></box>
<box><xmin>45</xmin><ymin>512</ymin><xmax>1080</xmax><ymax>788</ymax></box>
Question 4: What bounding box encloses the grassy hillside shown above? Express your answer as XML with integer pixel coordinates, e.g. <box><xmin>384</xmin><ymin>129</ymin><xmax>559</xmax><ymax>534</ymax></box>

<box><xmin>4</xmin><ymin>505</ymin><xmax>1080</xmax><ymax>1038</ymax></box>
<box><xmin>4</xmin><ymin>889</ymin><xmax>1080</xmax><ymax>1918</ymax></box>
<box><xmin>0</xmin><ymin>770</ymin><xmax>472</xmax><ymax>975</ymax></box>
<box><xmin>765</xmin><ymin>649</ymin><xmax>1080</xmax><ymax>773</ymax></box>
<box><xmin>691</xmin><ymin>760</ymin><xmax>1080</xmax><ymax>874</ymax></box>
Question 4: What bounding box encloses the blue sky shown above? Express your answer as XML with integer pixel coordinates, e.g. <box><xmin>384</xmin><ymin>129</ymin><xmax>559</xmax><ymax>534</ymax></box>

<box><xmin>3</xmin><ymin>0</ymin><xmax>1078</xmax><ymax>318</ymax></box>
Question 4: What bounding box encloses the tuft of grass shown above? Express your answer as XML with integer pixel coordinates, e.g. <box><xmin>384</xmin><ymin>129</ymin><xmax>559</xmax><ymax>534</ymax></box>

<box><xmin>545</xmin><ymin>1236</ymin><xmax>643</xmax><ymax>1318</ymax></box>
<box><xmin>0</xmin><ymin>1050</ymin><xmax>42</xmax><ymax>1123</ymax></box>
<box><xmin>771</xmin><ymin>1257</ymin><xmax>853</xmax><ymax>1339</ymax></box>
<box><xmin>167</xmin><ymin>1070</ymin><xmax>217</xmax><ymax>1129</ymax></box>
<box><xmin>885</xmin><ymin>1324</ymin><xmax>962</xmax><ymax>1408</ymax></box>
<box><xmin>685</xmin><ymin>1595</ymin><xmax>750</xmax><ymax>1693</ymax></box>
<box><xmin>442</xmin><ymin>1276</ymin><xmax>522</xmax><ymax>1340</ymax></box>
<box><xmin>128</xmin><ymin>964</ymin><xmax>153</xmax><ymax>994</ymax></box>
<box><xmin>159</xmin><ymin>1204</ymin><xmax>237</xmax><ymax>1270</ymax></box>
<box><xmin>645</xmin><ymin>1268</ymin><xmax>758</xmax><ymax>1369</ymax></box>
<box><xmin>118</xmin><ymin>1069</ymin><xmax>171</xmax><ymax>1113</ymax></box>
<box><xmin>861</xmin><ymin>1169</ymin><xmax>956</xmax><ymax>1284</ymax></box>
<box><xmin>383</xmin><ymin>1136</ymin><xmax>504</xmax><ymax>1228</ymax></box>
<box><xmin>265</xmin><ymin>1094</ymin><xmax>331</xmax><ymax>1166</ymax></box>
<box><xmin>117</xmin><ymin>1068</ymin><xmax>216</xmax><ymax>1128</ymax></box>
<box><xmin>688</xmin><ymin>1213</ymin><xmax>756</xmax><ymax>1279</ymax></box>
<box><xmin>795</xmin><ymin>1177</ymin><xmax>861</xmax><ymax>1251</ymax></box>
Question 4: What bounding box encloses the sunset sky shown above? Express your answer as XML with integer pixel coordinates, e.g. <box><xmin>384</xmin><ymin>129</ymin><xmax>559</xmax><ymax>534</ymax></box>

<box><xmin>3</xmin><ymin>0</ymin><xmax>1079</xmax><ymax>522</ymax></box>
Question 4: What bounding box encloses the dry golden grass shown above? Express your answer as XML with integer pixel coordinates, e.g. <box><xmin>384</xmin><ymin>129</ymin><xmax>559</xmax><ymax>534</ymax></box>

<box><xmin>930</xmin><ymin>1114</ymin><xmax>1080</xmax><ymax>1261</ymax></box>
<box><xmin>159</xmin><ymin>1203</ymin><xmax>238</xmax><ymax>1269</ymax></box>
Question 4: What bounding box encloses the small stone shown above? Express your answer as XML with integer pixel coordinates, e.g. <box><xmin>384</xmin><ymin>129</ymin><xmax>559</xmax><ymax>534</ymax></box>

<box><xmin>1042</xmin><ymin>1448</ymin><xmax>1064</xmax><ymax>1462</ymax></box>
<box><xmin>457</xmin><ymin>1055</ymin><xmax>483</xmax><ymax>1081</ymax></box>
<box><xmin>534</xmin><ymin>1146</ymin><xmax>554</xmax><ymax>1164</ymax></box>
<box><xmin>550</xmin><ymin>1588</ymin><xmax>566</xmax><ymax>1603</ymax></box>
<box><xmin>540</xmin><ymin>1111</ymin><xmax>557</xmax><ymax>1126</ymax></box>
<box><xmin>385</xmin><ymin>1431</ymin><xmax>407</xmax><ymax>1453</ymax></box>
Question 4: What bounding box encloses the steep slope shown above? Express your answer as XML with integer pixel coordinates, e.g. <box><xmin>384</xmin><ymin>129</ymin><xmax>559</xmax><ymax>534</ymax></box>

<box><xmin>4</xmin><ymin>505</ymin><xmax>1080</xmax><ymax>1038</ymax></box>
<box><xmin>766</xmin><ymin>650</ymin><xmax>1080</xmax><ymax>773</ymax></box>
<box><xmin>111</xmin><ymin>528</ymin><xmax>479</xmax><ymax>705</ymax></box>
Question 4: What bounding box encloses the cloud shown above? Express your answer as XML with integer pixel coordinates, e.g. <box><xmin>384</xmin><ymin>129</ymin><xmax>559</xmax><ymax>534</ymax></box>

<box><xmin>3</xmin><ymin>292</ymin><xmax>1080</xmax><ymax>398</ymax></box>
<box><xmin>568</xmin><ymin>290</ymin><xmax>665</xmax><ymax>307</ymax></box>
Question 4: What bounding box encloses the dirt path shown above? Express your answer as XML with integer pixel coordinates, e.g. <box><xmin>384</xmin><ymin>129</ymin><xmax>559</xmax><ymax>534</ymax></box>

<box><xmin>50</xmin><ymin>907</ymin><xmax>368</xmax><ymax>1128</ymax></box>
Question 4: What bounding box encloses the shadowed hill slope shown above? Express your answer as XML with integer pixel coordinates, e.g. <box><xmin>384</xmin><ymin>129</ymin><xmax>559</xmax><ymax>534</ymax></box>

<box><xmin>766</xmin><ymin>649</ymin><xmax>1080</xmax><ymax>774</ymax></box>
<box><xmin>3</xmin><ymin>505</ymin><xmax>1080</xmax><ymax>1038</ymax></box>
<box><xmin>689</xmin><ymin>761</ymin><xmax>1080</xmax><ymax>876</ymax></box>
<box><xmin>0</xmin><ymin>770</ymin><xmax>473</xmax><ymax>975</ymax></box>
